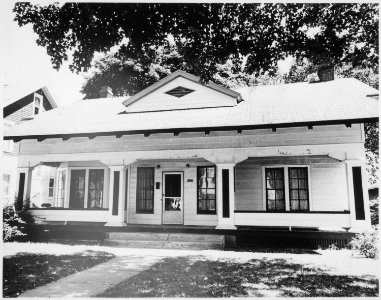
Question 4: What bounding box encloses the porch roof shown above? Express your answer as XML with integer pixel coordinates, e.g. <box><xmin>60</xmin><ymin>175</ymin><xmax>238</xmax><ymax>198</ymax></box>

<box><xmin>4</xmin><ymin>77</ymin><xmax>378</xmax><ymax>141</ymax></box>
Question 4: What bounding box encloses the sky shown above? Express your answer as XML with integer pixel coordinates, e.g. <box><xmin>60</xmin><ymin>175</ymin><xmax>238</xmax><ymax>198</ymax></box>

<box><xmin>2</xmin><ymin>1</ymin><xmax>85</xmax><ymax>107</ymax></box>
<box><xmin>1</xmin><ymin>1</ymin><xmax>295</xmax><ymax>108</ymax></box>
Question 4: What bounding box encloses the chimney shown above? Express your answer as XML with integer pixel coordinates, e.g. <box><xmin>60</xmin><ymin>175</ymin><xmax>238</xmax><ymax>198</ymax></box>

<box><xmin>99</xmin><ymin>86</ymin><xmax>113</xmax><ymax>98</ymax></box>
<box><xmin>317</xmin><ymin>62</ymin><xmax>334</xmax><ymax>82</ymax></box>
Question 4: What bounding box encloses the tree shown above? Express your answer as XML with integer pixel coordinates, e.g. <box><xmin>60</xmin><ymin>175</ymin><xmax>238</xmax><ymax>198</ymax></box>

<box><xmin>14</xmin><ymin>3</ymin><xmax>378</xmax><ymax>80</ymax></box>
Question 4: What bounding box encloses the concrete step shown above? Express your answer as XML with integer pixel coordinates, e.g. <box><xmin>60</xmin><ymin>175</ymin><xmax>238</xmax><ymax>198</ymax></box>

<box><xmin>107</xmin><ymin>232</ymin><xmax>224</xmax><ymax>242</ymax></box>
<box><xmin>103</xmin><ymin>239</ymin><xmax>224</xmax><ymax>250</ymax></box>
<box><xmin>104</xmin><ymin>232</ymin><xmax>226</xmax><ymax>250</ymax></box>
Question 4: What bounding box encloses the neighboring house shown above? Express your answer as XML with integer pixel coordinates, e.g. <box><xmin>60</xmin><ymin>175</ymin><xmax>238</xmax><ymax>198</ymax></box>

<box><xmin>2</xmin><ymin>84</ymin><xmax>58</xmax><ymax>205</ymax></box>
<box><xmin>3</xmin><ymin>70</ymin><xmax>379</xmax><ymax>233</ymax></box>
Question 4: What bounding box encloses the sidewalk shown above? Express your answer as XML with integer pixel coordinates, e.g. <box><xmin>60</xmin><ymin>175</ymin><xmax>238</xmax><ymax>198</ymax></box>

<box><xmin>19</xmin><ymin>255</ymin><xmax>163</xmax><ymax>297</ymax></box>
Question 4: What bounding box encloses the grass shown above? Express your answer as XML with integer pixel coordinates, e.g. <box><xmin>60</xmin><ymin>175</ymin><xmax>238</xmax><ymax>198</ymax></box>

<box><xmin>3</xmin><ymin>250</ymin><xmax>114</xmax><ymax>297</ymax></box>
<box><xmin>99</xmin><ymin>255</ymin><xmax>379</xmax><ymax>297</ymax></box>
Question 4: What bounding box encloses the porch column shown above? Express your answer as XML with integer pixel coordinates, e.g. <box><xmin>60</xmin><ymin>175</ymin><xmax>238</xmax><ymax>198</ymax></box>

<box><xmin>345</xmin><ymin>160</ymin><xmax>371</xmax><ymax>231</ymax></box>
<box><xmin>215</xmin><ymin>163</ymin><xmax>236</xmax><ymax>230</ymax></box>
<box><xmin>15</xmin><ymin>167</ymin><xmax>33</xmax><ymax>210</ymax></box>
<box><xmin>105</xmin><ymin>166</ymin><xmax>127</xmax><ymax>227</ymax></box>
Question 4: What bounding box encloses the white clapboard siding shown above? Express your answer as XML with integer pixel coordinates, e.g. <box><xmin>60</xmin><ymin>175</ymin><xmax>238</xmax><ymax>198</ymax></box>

<box><xmin>19</xmin><ymin>124</ymin><xmax>362</xmax><ymax>155</ymax></box>
<box><xmin>310</xmin><ymin>164</ymin><xmax>349</xmax><ymax>211</ymax></box>
<box><xmin>127</xmin><ymin>160</ymin><xmax>217</xmax><ymax>226</ymax></box>
<box><xmin>234</xmin><ymin>212</ymin><xmax>351</xmax><ymax>227</ymax></box>
<box><xmin>126</xmin><ymin>77</ymin><xmax>236</xmax><ymax>112</ymax></box>
<box><xmin>29</xmin><ymin>209</ymin><xmax>109</xmax><ymax>222</ymax></box>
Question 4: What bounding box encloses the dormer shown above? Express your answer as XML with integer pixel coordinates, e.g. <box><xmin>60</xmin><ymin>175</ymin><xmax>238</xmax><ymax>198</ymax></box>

<box><xmin>123</xmin><ymin>70</ymin><xmax>243</xmax><ymax>113</ymax></box>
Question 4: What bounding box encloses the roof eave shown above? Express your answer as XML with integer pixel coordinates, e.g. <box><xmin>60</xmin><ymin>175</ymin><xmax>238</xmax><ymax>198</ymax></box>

<box><xmin>4</xmin><ymin>117</ymin><xmax>378</xmax><ymax>142</ymax></box>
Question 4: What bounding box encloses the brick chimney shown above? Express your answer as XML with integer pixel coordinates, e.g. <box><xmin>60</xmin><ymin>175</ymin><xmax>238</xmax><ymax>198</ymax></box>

<box><xmin>317</xmin><ymin>62</ymin><xmax>334</xmax><ymax>82</ymax></box>
<box><xmin>99</xmin><ymin>86</ymin><xmax>113</xmax><ymax>98</ymax></box>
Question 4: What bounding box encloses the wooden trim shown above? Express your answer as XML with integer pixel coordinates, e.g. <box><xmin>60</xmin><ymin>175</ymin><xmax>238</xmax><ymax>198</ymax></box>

<box><xmin>5</xmin><ymin>117</ymin><xmax>378</xmax><ymax>141</ymax></box>
<box><xmin>234</xmin><ymin>210</ymin><xmax>350</xmax><ymax>214</ymax></box>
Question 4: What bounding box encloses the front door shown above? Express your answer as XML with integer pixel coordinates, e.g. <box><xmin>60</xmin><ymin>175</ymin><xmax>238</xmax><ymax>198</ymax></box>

<box><xmin>162</xmin><ymin>172</ymin><xmax>183</xmax><ymax>224</ymax></box>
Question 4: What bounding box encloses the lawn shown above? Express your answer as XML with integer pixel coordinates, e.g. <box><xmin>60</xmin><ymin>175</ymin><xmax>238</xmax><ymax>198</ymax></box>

<box><xmin>3</xmin><ymin>249</ymin><xmax>114</xmax><ymax>297</ymax></box>
<box><xmin>99</xmin><ymin>250</ymin><xmax>379</xmax><ymax>298</ymax></box>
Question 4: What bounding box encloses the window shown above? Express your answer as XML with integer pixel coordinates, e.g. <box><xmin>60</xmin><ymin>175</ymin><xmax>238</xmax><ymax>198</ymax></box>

<box><xmin>197</xmin><ymin>166</ymin><xmax>216</xmax><ymax>214</ymax></box>
<box><xmin>265</xmin><ymin>168</ymin><xmax>285</xmax><ymax>211</ymax></box>
<box><xmin>69</xmin><ymin>170</ymin><xmax>86</xmax><ymax>208</ymax></box>
<box><xmin>48</xmin><ymin>177</ymin><xmax>55</xmax><ymax>197</ymax></box>
<box><xmin>165</xmin><ymin>86</ymin><xmax>194</xmax><ymax>98</ymax></box>
<box><xmin>88</xmin><ymin>169</ymin><xmax>104</xmax><ymax>208</ymax></box>
<box><xmin>136</xmin><ymin>167</ymin><xmax>154</xmax><ymax>213</ymax></box>
<box><xmin>289</xmin><ymin>167</ymin><xmax>309</xmax><ymax>211</ymax></box>
<box><xmin>34</xmin><ymin>94</ymin><xmax>42</xmax><ymax>115</ymax></box>
<box><xmin>3</xmin><ymin>174</ymin><xmax>11</xmax><ymax>196</ymax></box>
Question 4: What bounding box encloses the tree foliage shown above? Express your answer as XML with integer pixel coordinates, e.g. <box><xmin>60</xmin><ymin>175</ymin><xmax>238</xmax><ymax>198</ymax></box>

<box><xmin>14</xmin><ymin>2</ymin><xmax>378</xmax><ymax>80</ymax></box>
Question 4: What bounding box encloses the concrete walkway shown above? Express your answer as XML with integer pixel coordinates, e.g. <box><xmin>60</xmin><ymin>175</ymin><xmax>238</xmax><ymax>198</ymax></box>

<box><xmin>19</xmin><ymin>255</ymin><xmax>163</xmax><ymax>298</ymax></box>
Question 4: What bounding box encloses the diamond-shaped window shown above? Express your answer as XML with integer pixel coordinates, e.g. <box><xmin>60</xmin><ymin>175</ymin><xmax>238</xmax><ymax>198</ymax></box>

<box><xmin>165</xmin><ymin>86</ymin><xmax>195</xmax><ymax>98</ymax></box>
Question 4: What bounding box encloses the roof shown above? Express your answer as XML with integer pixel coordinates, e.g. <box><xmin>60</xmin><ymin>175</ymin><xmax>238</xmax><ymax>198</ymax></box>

<box><xmin>4</xmin><ymin>76</ymin><xmax>379</xmax><ymax>141</ymax></box>
<box><xmin>3</xmin><ymin>83</ymin><xmax>58</xmax><ymax>108</ymax></box>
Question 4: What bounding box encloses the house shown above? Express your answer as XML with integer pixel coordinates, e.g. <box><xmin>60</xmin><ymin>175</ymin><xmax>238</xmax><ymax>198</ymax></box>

<box><xmin>3</xmin><ymin>70</ymin><xmax>379</xmax><ymax>237</ymax></box>
<box><xmin>2</xmin><ymin>84</ymin><xmax>58</xmax><ymax>205</ymax></box>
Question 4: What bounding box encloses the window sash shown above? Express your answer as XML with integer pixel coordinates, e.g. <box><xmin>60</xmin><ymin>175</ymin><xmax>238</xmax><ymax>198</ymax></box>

<box><xmin>265</xmin><ymin>168</ymin><xmax>285</xmax><ymax>211</ymax></box>
<box><xmin>88</xmin><ymin>169</ymin><xmax>104</xmax><ymax>208</ymax></box>
<box><xmin>197</xmin><ymin>166</ymin><xmax>216</xmax><ymax>214</ymax></box>
<box><xmin>288</xmin><ymin>167</ymin><xmax>309</xmax><ymax>211</ymax></box>
<box><xmin>136</xmin><ymin>167</ymin><xmax>154</xmax><ymax>213</ymax></box>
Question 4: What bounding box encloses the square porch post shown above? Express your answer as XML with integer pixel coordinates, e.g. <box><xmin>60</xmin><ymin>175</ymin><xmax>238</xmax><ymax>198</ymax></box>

<box><xmin>105</xmin><ymin>165</ymin><xmax>127</xmax><ymax>227</ymax></box>
<box><xmin>215</xmin><ymin>163</ymin><xmax>236</xmax><ymax>230</ymax></box>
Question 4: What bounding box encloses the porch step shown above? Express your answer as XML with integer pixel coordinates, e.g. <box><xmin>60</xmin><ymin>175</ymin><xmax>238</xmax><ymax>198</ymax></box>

<box><xmin>104</xmin><ymin>232</ymin><xmax>225</xmax><ymax>250</ymax></box>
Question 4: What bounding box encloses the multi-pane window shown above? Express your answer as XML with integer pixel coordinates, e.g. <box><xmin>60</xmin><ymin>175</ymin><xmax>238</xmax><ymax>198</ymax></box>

<box><xmin>88</xmin><ymin>170</ymin><xmax>104</xmax><ymax>208</ymax></box>
<box><xmin>265</xmin><ymin>168</ymin><xmax>285</xmax><ymax>211</ymax></box>
<box><xmin>48</xmin><ymin>178</ymin><xmax>55</xmax><ymax>197</ymax></box>
<box><xmin>289</xmin><ymin>167</ymin><xmax>309</xmax><ymax>211</ymax></box>
<box><xmin>197</xmin><ymin>166</ymin><xmax>216</xmax><ymax>214</ymax></box>
<box><xmin>136</xmin><ymin>167</ymin><xmax>154</xmax><ymax>213</ymax></box>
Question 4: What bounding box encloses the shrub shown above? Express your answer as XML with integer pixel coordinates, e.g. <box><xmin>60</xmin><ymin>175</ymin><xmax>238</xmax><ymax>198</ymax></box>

<box><xmin>369</xmin><ymin>198</ymin><xmax>379</xmax><ymax>225</ymax></box>
<box><xmin>3</xmin><ymin>199</ymin><xmax>34</xmax><ymax>242</ymax></box>
<box><xmin>350</xmin><ymin>227</ymin><xmax>379</xmax><ymax>258</ymax></box>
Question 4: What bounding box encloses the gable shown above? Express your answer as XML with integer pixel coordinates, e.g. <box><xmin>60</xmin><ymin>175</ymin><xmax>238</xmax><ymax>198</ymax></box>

<box><xmin>124</xmin><ymin>74</ymin><xmax>239</xmax><ymax>113</ymax></box>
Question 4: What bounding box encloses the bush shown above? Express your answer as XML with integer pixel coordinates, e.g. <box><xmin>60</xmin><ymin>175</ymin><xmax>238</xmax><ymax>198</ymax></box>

<box><xmin>350</xmin><ymin>227</ymin><xmax>379</xmax><ymax>258</ymax></box>
<box><xmin>369</xmin><ymin>198</ymin><xmax>379</xmax><ymax>225</ymax></box>
<box><xmin>3</xmin><ymin>200</ymin><xmax>34</xmax><ymax>242</ymax></box>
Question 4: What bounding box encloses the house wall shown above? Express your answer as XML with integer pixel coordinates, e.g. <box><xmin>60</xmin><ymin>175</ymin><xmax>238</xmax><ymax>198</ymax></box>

<box><xmin>18</xmin><ymin>124</ymin><xmax>363</xmax><ymax>156</ymax></box>
<box><xmin>234</xmin><ymin>157</ymin><xmax>349</xmax><ymax>212</ymax></box>
<box><xmin>126</xmin><ymin>77</ymin><xmax>236</xmax><ymax>112</ymax></box>
<box><xmin>127</xmin><ymin>160</ymin><xmax>218</xmax><ymax>226</ymax></box>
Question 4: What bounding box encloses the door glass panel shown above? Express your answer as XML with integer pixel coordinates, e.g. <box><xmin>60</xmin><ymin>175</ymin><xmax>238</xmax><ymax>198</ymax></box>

<box><xmin>164</xmin><ymin>174</ymin><xmax>181</xmax><ymax>197</ymax></box>
<box><xmin>165</xmin><ymin>197</ymin><xmax>181</xmax><ymax>211</ymax></box>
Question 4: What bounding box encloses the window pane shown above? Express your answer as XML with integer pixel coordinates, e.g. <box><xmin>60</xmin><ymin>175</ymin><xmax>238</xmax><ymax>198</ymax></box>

<box><xmin>268</xmin><ymin>200</ymin><xmax>275</xmax><ymax>210</ymax></box>
<box><xmin>199</xmin><ymin>189</ymin><xmax>207</xmax><ymax>200</ymax></box>
<box><xmin>267</xmin><ymin>179</ymin><xmax>276</xmax><ymax>189</ymax></box>
<box><xmin>207</xmin><ymin>167</ymin><xmax>215</xmax><ymax>178</ymax></box>
<box><xmin>289</xmin><ymin>169</ymin><xmax>298</xmax><ymax>178</ymax></box>
<box><xmin>290</xmin><ymin>190</ymin><xmax>299</xmax><ymax>200</ymax></box>
<box><xmin>275</xmin><ymin>179</ymin><xmax>284</xmax><ymax>189</ymax></box>
<box><xmin>274</xmin><ymin>169</ymin><xmax>283</xmax><ymax>180</ymax></box>
<box><xmin>299</xmin><ymin>190</ymin><xmax>308</xmax><ymax>200</ymax></box>
<box><xmin>300</xmin><ymin>200</ymin><xmax>309</xmax><ymax>210</ymax></box>
<box><xmin>298</xmin><ymin>168</ymin><xmax>307</xmax><ymax>178</ymax></box>
<box><xmin>207</xmin><ymin>177</ymin><xmax>215</xmax><ymax>188</ymax></box>
<box><xmin>290</xmin><ymin>200</ymin><xmax>299</xmax><ymax>210</ymax></box>
<box><xmin>275</xmin><ymin>190</ymin><xmax>284</xmax><ymax>201</ymax></box>
<box><xmin>299</xmin><ymin>179</ymin><xmax>308</xmax><ymax>189</ymax></box>
<box><xmin>276</xmin><ymin>200</ymin><xmax>285</xmax><ymax>211</ymax></box>
<box><xmin>267</xmin><ymin>190</ymin><xmax>275</xmax><ymax>200</ymax></box>
<box><xmin>206</xmin><ymin>189</ymin><xmax>215</xmax><ymax>200</ymax></box>
<box><xmin>199</xmin><ymin>177</ymin><xmax>207</xmax><ymax>189</ymax></box>
<box><xmin>198</xmin><ymin>199</ymin><xmax>206</xmax><ymax>211</ymax></box>
<box><xmin>290</xmin><ymin>179</ymin><xmax>299</xmax><ymax>189</ymax></box>
<box><xmin>208</xmin><ymin>200</ymin><xmax>216</xmax><ymax>210</ymax></box>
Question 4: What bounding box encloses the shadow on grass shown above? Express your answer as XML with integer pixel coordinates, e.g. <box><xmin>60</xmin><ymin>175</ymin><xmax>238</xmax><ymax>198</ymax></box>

<box><xmin>3</xmin><ymin>250</ymin><xmax>114</xmax><ymax>298</ymax></box>
<box><xmin>98</xmin><ymin>256</ymin><xmax>378</xmax><ymax>297</ymax></box>
<box><xmin>225</xmin><ymin>246</ymin><xmax>322</xmax><ymax>255</ymax></box>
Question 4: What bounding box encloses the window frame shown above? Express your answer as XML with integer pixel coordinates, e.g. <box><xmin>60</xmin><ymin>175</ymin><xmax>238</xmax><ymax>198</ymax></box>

<box><xmin>197</xmin><ymin>166</ymin><xmax>217</xmax><ymax>215</ymax></box>
<box><xmin>136</xmin><ymin>167</ymin><xmax>155</xmax><ymax>214</ymax></box>
<box><xmin>33</xmin><ymin>93</ymin><xmax>43</xmax><ymax>116</ymax></box>
<box><xmin>288</xmin><ymin>167</ymin><xmax>310</xmax><ymax>211</ymax></box>
<box><xmin>68</xmin><ymin>167</ymin><xmax>106</xmax><ymax>209</ymax></box>
<box><xmin>264</xmin><ymin>167</ymin><xmax>286</xmax><ymax>211</ymax></box>
<box><xmin>48</xmin><ymin>177</ymin><xmax>55</xmax><ymax>198</ymax></box>
<box><xmin>262</xmin><ymin>165</ymin><xmax>311</xmax><ymax>212</ymax></box>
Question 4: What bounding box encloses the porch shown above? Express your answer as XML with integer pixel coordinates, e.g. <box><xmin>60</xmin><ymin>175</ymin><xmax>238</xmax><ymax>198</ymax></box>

<box><xmin>14</xmin><ymin>150</ymin><xmax>370</xmax><ymax>232</ymax></box>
